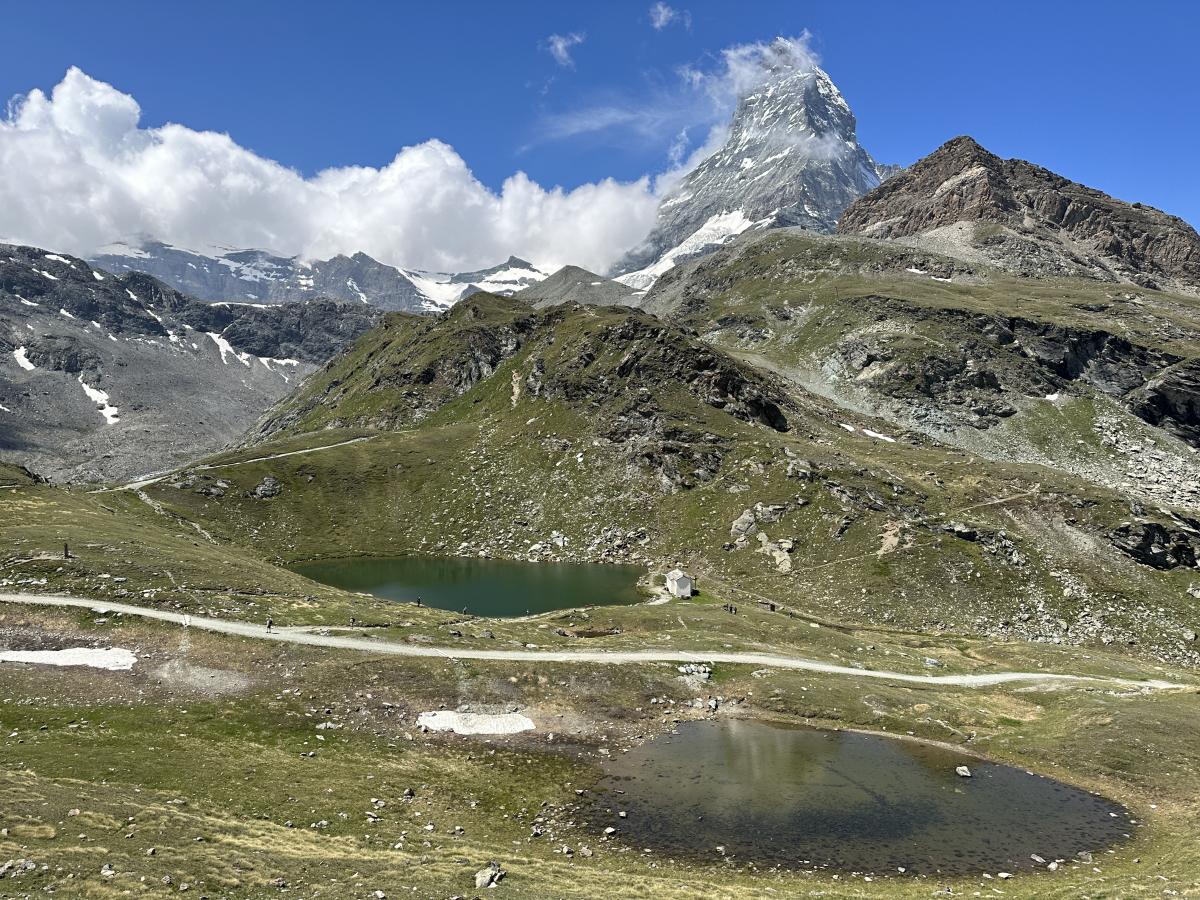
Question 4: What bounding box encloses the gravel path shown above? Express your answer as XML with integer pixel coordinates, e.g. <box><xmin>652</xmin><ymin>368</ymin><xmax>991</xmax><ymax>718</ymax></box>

<box><xmin>99</xmin><ymin>435</ymin><xmax>377</xmax><ymax>492</ymax></box>
<box><xmin>0</xmin><ymin>592</ymin><xmax>1185</xmax><ymax>691</ymax></box>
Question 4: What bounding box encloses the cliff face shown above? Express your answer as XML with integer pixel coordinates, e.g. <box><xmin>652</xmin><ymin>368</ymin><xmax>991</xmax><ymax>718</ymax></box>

<box><xmin>839</xmin><ymin>136</ymin><xmax>1200</xmax><ymax>291</ymax></box>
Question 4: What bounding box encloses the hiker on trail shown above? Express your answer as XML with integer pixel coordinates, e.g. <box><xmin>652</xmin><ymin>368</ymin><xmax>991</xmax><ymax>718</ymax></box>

<box><xmin>266</xmin><ymin>617</ymin><xmax>274</xmax><ymax>634</ymax></box>
<box><xmin>415</xmin><ymin>597</ymin><xmax>422</xmax><ymax>608</ymax></box>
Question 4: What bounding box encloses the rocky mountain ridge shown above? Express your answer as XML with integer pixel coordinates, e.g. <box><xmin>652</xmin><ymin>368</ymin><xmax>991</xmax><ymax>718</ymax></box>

<box><xmin>627</xmin><ymin>225</ymin><xmax>1200</xmax><ymax>514</ymax></box>
<box><xmin>839</xmin><ymin>136</ymin><xmax>1200</xmax><ymax>292</ymax></box>
<box><xmin>1</xmin><ymin>244</ymin><xmax>377</xmax><ymax>481</ymax></box>
<box><xmin>513</xmin><ymin>266</ymin><xmax>638</xmax><ymax>309</ymax></box>
<box><xmin>251</xmin><ymin>293</ymin><xmax>794</xmax><ymax>498</ymax></box>
<box><xmin>89</xmin><ymin>240</ymin><xmax>548</xmax><ymax>313</ymax></box>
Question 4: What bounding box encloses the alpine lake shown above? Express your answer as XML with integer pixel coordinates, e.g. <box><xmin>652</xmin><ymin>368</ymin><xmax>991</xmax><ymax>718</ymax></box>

<box><xmin>581</xmin><ymin>719</ymin><xmax>1134</xmax><ymax>876</ymax></box>
<box><xmin>291</xmin><ymin>555</ymin><xmax>646</xmax><ymax>617</ymax></box>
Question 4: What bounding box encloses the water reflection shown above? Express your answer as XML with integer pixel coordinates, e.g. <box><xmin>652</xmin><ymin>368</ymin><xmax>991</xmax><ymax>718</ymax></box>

<box><xmin>584</xmin><ymin>720</ymin><xmax>1133</xmax><ymax>875</ymax></box>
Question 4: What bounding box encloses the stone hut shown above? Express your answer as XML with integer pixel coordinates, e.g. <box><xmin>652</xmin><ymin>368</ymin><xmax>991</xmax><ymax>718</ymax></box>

<box><xmin>665</xmin><ymin>569</ymin><xmax>695</xmax><ymax>598</ymax></box>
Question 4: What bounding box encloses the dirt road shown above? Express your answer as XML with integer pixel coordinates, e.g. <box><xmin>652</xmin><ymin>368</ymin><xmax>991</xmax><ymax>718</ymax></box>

<box><xmin>0</xmin><ymin>592</ymin><xmax>1185</xmax><ymax>691</ymax></box>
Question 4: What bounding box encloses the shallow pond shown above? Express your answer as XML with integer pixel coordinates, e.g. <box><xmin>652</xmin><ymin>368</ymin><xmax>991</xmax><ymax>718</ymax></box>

<box><xmin>584</xmin><ymin>720</ymin><xmax>1133</xmax><ymax>875</ymax></box>
<box><xmin>292</xmin><ymin>555</ymin><xmax>644</xmax><ymax>617</ymax></box>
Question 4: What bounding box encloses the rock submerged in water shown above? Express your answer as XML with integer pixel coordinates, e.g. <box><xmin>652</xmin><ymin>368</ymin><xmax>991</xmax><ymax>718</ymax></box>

<box><xmin>955</xmin><ymin>765</ymin><xmax>972</xmax><ymax>778</ymax></box>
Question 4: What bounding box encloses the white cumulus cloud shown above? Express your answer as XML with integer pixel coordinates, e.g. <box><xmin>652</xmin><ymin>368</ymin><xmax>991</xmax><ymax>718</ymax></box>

<box><xmin>649</xmin><ymin>3</ymin><xmax>690</xmax><ymax>30</ymax></box>
<box><xmin>544</xmin><ymin>32</ymin><xmax>586</xmax><ymax>69</ymax></box>
<box><xmin>0</xmin><ymin>67</ymin><xmax>661</xmax><ymax>273</ymax></box>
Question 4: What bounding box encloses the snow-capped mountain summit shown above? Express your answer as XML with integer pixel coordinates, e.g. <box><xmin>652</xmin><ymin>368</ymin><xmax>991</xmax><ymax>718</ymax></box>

<box><xmin>403</xmin><ymin>256</ymin><xmax>549</xmax><ymax>307</ymax></box>
<box><xmin>612</xmin><ymin>58</ymin><xmax>889</xmax><ymax>289</ymax></box>
<box><xmin>89</xmin><ymin>241</ymin><xmax>549</xmax><ymax>312</ymax></box>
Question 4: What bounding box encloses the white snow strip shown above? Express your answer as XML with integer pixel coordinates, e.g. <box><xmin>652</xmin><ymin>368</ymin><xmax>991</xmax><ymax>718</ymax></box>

<box><xmin>43</xmin><ymin>253</ymin><xmax>74</xmax><ymax>267</ymax></box>
<box><xmin>92</xmin><ymin>270</ymin><xmax>105</xmax><ymax>281</ymax></box>
<box><xmin>905</xmin><ymin>266</ymin><xmax>927</xmax><ymax>275</ymax></box>
<box><xmin>862</xmin><ymin>428</ymin><xmax>897</xmax><ymax>443</ymax></box>
<box><xmin>1045</xmin><ymin>392</ymin><xmax>1060</xmax><ymax>401</ymax></box>
<box><xmin>416</xmin><ymin>711</ymin><xmax>534</xmax><ymax>735</ymax></box>
<box><xmin>126</xmin><ymin>288</ymin><xmax>139</xmax><ymax>302</ymax></box>
<box><xmin>37</xmin><ymin>269</ymin><xmax>58</xmax><ymax>281</ymax></box>
<box><xmin>616</xmin><ymin>209</ymin><xmax>757</xmax><ymax>291</ymax></box>
<box><xmin>13</xmin><ymin>347</ymin><xmax>35</xmax><ymax>371</ymax></box>
<box><xmin>839</xmin><ymin>423</ymin><xmax>856</xmax><ymax>432</ymax></box>
<box><xmin>205</xmin><ymin>332</ymin><xmax>252</xmax><ymax>366</ymax></box>
<box><xmin>1</xmin><ymin>647</ymin><xmax>136</xmax><ymax>671</ymax></box>
<box><xmin>17</xmin><ymin>296</ymin><xmax>39</xmax><ymax>307</ymax></box>
<box><xmin>59</xmin><ymin>308</ymin><xmax>76</xmax><ymax>320</ymax></box>
<box><xmin>0</xmin><ymin>403</ymin><xmax>11</xmax><ymax>413</ymax></box>
<box><xmin>345</xmin><ymin>278</ymin><xmax>368</xmax><ymax>304</ymax></box>
<box><xmin>931</xmin><ymin>276</ymin><xmax>953</xmax><ymax>283</ymax></box>
<box><xmin>78</xmin><ymin>375</ymin><xmax>120</xmax><ymax>424</ymax></box>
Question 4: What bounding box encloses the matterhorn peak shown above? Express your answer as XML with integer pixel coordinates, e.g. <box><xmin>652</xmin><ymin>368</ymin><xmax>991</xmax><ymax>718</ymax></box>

<box><xmin>612</xmin><ymin>59</ymin><xmax>887</xmax><ymax>290</ymax></box>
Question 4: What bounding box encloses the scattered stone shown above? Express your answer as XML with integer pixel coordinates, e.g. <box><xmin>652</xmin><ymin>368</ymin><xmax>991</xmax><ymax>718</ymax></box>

<box><xmin>955</xmin><ymin>765</ymin><xmax>972</xmax><ymax>778</ymax></box>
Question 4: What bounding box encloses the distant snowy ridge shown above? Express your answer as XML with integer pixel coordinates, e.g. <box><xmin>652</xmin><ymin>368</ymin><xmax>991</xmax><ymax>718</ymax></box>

<box><xmin>90</xmin><ymin>241</ymin><xmax>549</xmax><ymax>313</ymax></box>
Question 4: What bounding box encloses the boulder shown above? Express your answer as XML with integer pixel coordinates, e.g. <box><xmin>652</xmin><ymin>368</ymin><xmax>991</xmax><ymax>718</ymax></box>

<box><xmin>730</xmin><ymin>509</ymin><xmax>758</xmax><ymax>539</ymax></box>
<box><xmin>252</xmin><ymin>476</ymin><xmax>283</xmax><ymax>499</ymax></box>
<box><xmin>474</xmin><ymin>862</ymin><xmax>506</xmax><ymax>889</ymax></box>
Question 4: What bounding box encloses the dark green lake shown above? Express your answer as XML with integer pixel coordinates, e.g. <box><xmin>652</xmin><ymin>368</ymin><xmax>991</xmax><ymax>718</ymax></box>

<box><xmin>583</xmin><ymin>720</ymin><xmax>1133</xmax><ymax>875</ymax></box>
<box><xmin>292</xmin><ymin>556</ymin><xmax>645</xmax><ymax>617</ymax></box>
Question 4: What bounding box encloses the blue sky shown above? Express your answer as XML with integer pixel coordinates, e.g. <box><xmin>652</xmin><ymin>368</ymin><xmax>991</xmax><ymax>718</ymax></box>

<box><xmin>1</xmin><ymin>0</ymin><xmax>1197</xmax><ymax>269</ymax></box>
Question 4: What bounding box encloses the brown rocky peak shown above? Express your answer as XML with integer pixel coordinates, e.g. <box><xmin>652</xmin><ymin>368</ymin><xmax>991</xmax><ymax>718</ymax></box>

<box><xmin>839</xmin><ymin>136</ymin><xmax>1200</xmax><ymax>290</ymax></box>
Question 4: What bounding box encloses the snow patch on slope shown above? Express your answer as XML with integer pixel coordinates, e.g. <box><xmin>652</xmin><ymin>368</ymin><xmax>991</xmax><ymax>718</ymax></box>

<box><xmin>78</xmin><ymin>375</ymin><xmax>120</xmax><ymax>424</ymax></box>
<box><xmin>616</xmin><ymin>210</ymin><xmax>759</xmax><ymax>290</ymax></box>
<box><xmin>206</xmin><ymin>332</ymin><xmax>252</xmax><ymax>366</ymax></box>
<box><xmin>1</xmin><ymin>647</ymin><xmax>137</xmax><ymax>670</ymax></box>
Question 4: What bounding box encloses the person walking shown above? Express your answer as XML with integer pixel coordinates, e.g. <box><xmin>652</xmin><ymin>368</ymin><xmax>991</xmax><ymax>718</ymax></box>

<box><xmin>266</xmin><ymin>617</ymin><xmax>274</xmax><ymax>634</ymax></box>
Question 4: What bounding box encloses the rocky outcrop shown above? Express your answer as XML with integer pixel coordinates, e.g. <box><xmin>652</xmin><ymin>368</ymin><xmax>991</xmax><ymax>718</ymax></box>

<box><xmin>819</xmin><ymin>295</ymin><xmax>1178</xmax><ymax>431</ymax></box>
<box><xmin>839</xmin><ymin>136</ymin><xmax>1200</xmax><ymax>291</ymax></box>
<box><xmin>526</xmin><ymin>311</ymin><xmax>791</xmax><ymax>433</ymax></box>
<box><xmin>1126</xmin><ymin>358</ymin><xmax>1200</xmax><ymax>446</ymax></box>
<box><xmin>1110</xmin><ymin>520</ymin><xmax>1200</xmax><ymax>570</ymax></box>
